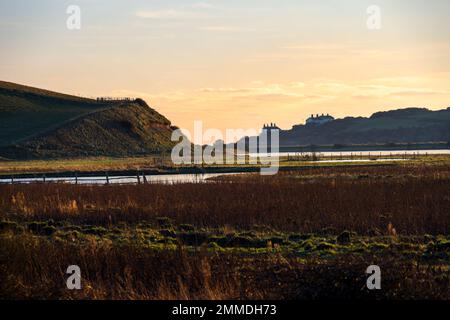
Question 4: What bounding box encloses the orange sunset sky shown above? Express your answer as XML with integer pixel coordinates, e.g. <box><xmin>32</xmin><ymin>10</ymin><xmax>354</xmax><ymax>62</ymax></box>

<box><xmin>1</xmin><ymin>0</ymin><xmax>450</xmax><ymax>141</ymax></box>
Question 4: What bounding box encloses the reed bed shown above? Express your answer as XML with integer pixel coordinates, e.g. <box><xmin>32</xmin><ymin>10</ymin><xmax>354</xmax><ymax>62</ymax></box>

<box><xmin>1</xmin><ymin>165</ymin><xmax>449</xmax><ymax>235</ymax></box>
<box><xmin>1</xmin><ymin>233</ymin><xmax>448</xmax><ymax>300</ymax></box>
<box><xmin>0</xmin><ymin>164</ymin><xmax>448</xmax><ymax>300</ymax></box>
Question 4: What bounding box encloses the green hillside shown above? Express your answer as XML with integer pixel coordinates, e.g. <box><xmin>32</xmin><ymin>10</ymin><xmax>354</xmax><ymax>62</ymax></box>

<box><xmin>280</xmin><ymin>108</ymin><xmax>450</xmax><ymax>146</ymax></box>
<box><xmin>343</xmin><ymin>108</ymin><xmax>450</xmax><ymax>132</ymax></box>
<box><xmin>0</xmin><ymin>81</ymin><xmax>111</xmax><ymax>147</ymax></box>
<box><xmin>0</xmin><ymin>81</ymin><xmax>177</xmax><ymax>159</ymax></box>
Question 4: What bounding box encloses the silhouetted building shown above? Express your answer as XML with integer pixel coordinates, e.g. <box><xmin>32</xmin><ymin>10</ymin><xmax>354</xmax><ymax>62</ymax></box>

<box><xmin>262</xmin><ymin>123</ymin><xmax>281</xmax><ymax>130</ymax></box>
<box><xmin>306</xmin><ymin>114</ymin><xmax>334</xmax><ymax>126</ymax></box>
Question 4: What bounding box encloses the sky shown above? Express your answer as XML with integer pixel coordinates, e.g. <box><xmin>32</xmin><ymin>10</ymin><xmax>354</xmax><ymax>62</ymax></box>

<box><xmin>1</xmin><ymin>0</ymin><xmax>450</xmax><ymax>141</ymax></box>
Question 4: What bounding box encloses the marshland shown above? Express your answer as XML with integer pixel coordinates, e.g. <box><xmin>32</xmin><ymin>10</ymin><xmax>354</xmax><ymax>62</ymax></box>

<box><xmin>0</xmin><ymin>161</ymin><xmax>449</xmax><ymax>299</ymax></box>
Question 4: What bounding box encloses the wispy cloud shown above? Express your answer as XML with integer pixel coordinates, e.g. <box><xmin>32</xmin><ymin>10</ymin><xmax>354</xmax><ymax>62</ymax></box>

<box><xmin>197</xmin><ymin>82</ymin><xmax>330</xmax><ymax>104</ymax></box>
<box><xmin>135</xmin><ymin>2</ymin><xmax>215</xmax><ymax>20</ymax></box>
<box><xmin>307</xmin><ymin>80</ymin><xmax>450</xmax><ymax>101</ymax></box>
<box><xmin>135</xmin><ymin>9</ymin><xmax>208</xmax><ymax>19</ymax></box>
<box><xmin>198</xmin><ymin>26</ymin><xmax>242</xmax><ymax>32</ymax></box>
<box><xmin>191</xmin><ymin>2</ymin><xmax>214</xmax><ymax>9</ymax></box>
<box><xmin>353</xmin><ymin>84</ymin><xmax>448</xmax><ymax>99</ymax></box>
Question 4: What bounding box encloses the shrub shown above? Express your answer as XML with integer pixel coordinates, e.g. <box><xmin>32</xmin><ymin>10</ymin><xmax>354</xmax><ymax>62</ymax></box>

<box><xmin>337</xmin><ymin>231</ymin><xmax>351</xmax><ymax>245</ymax></box>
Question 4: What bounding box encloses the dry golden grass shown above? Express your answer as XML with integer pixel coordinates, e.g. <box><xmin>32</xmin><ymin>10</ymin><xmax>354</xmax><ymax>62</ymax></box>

<box><xmin>0</xmin><ymin>156</ymin><xmax>167</xmax><ymax>175</ymax></box>
<box><xmin>1</xmin><ymin>164</ymin><xmax>449</xmax><ymax>235</ymax></box>
<box><xmin>0</xmin><ymin>164</ymin><xmax>448</xmax><ymax>300</ymax></box>
<box><xmin>1</xmin><ymin>233</ymin><xmax>448</xmax><ymax>300</ymax></box>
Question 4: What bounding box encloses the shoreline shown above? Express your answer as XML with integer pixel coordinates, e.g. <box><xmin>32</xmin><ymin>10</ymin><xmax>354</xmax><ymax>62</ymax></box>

<box><xmin>0</xmin><ymin>163</ymin><xmax>402</xmax><ymax>180</ymax></box>
<box><xmin>1</xmin><ymin>150</ymin><xmax>449</xmax><ymax>179</ymax></box>
<box><xmin>278</xmin><ymin>142</ymin><xmax>450</xmax><ymax>152</ymax></box>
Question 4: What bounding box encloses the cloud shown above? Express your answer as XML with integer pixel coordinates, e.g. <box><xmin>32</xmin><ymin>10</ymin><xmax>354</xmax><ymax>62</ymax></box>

<box><xmin>389</xmin><ymin>89</ymin><xmax>447</xmax><ymax>97</ymax></box>
<box><xmin>196</xmin><ymin>81</ymin><xmax>448</xmax><ymax>106</ymax></box>
<box><xmin>135</xmin><ymin>10</ymin><xmax>208</xmax><ymax>19</ymax></box>
<box><xmin>135</xmin><ymin>2</ymin><xmax>215</xmax><ymax>20</ymax></box>
<box><xmin>200</xmin><ymin>87</ymin><xmax>252</xmax><ymax>93</ymax></box>
<box><xmin>288</xmin><ymin>82</ymin><xmax>305</xmax><ymax>88</ymax></box>
<box><xmin>314</xmin><ymin>82</ymin><xmax>353</xmax><ymax>92</ymax></box>
<box><xmin>233</xmin><ymin>93</ymin><xmax>306</xmax><ymax>102</ymax></box>
<box><xmin>200</xmin><ymin>83</ymin><xmax>287</xmax><ymax>96</ymax></box>
<box><xmin>191</xmin><ymin>2</ymin><xmax>214</xmax><ymax>9</ymax></box>
<box><xmin>371</xmin><ymin>76</ymin><xmax>424</xmax><ymax>84</ymax></box>
<box><xmin>196</xmin><ymin>82</ymin><xmax>333</xmax><ymax>104</ymax></box>
<box><xmin>353</xmin><ymin>84</ymin><xmax>448</xmax><ymax>98</ymax></box>
<box><xmin>136</xmin><ymin>10</ymin><xmax>177</xmax><ymax>19</ymax></box>
<box><xmin>281</xmin><ymin>43</ymin><xmax>386</xmax><ymax>56</ymax></box>
<box><xmin>282</xmin><ymin>43</ymin><xmax>345</xmax><ymax>50</ymax></box>
<box><xmin>198</xmin><ymin>26</ymin><xmax>242</xmax><ymax>32</ymax></box>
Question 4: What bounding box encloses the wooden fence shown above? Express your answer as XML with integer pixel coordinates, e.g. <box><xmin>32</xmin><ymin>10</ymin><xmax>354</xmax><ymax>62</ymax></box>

<box><xmin>1</xmin><ymin>171</ymin><xmax>149</xmax><ymax>185</ymax></box>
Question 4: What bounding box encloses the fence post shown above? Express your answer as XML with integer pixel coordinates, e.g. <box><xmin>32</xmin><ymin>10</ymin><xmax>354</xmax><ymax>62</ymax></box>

<box><xmin>143</xmin><ymin>173</ymin><xmax>148</xmax><ymax>184</ymax></box>
<box><xmin>137</xmin><ymin>171</ymin><xmax>141</xmax><ymax>185</ymax></box>
<box><xmin>75</xmin><ymin>172</ymin><xmax>78</xmax><ymax>185</ymax></box>
<box><xmin>106</xmin><ymin>172</ymin><xmax>109</xmax><ymax>184</ymax></box>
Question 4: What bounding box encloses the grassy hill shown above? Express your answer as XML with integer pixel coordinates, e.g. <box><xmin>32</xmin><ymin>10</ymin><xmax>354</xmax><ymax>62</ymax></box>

<box><xmin>280</xmin><ymin>108</ymin><xmax>450</xmax><ymax>146</ymax></box>
<box><xmin>0</xmin><ymin>81</ymin><xmax>113</xmax><ymax>147</ymax></box>
<box><xmin>0</xmin><ymin>81</ymin><xmax>177</xmax><ymax>159</ymax></box>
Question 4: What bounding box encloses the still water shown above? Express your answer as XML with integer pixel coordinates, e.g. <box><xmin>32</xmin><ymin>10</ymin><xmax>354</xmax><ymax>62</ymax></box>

<box><xmin>250</xmin><ymin>149</ymin><xmax>450</xmax><ymax>157</ymax></box>
<box><xmin>0</xmin><ymin>173</ymin><xmax>236</xmax><ymax>185</ymax></box>
<box><xmin>2</xmin><ymin>149</ymin><xmax>449</xmax><ymax>185</ymax></box>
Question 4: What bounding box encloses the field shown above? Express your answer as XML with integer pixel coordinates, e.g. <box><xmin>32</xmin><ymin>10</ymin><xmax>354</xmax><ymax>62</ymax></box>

<box><xmin>1</xmin><ymin>153</ymin><xmax>450</xmax><ymax>176</ymax></box>
<box><xmin>0</xmin><ymin>163</ymin><xmax>449</xmax><ymax>299</ymax></box>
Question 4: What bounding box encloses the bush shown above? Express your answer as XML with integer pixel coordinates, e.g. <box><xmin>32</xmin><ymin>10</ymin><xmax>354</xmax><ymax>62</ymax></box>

<box><xmin>159</xmin><ymin>229</ymin><xmax>176</xmax><ymax>238</ymax></box>
<box><xmin>178</xmin><ymin>232</ymin><xmax>209</xmax><ymax>246</ymax></box>
<box><xmin>337</xmin><ymin>231</ymin><xmax>351</xmax><ymax>245</ymax></box>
